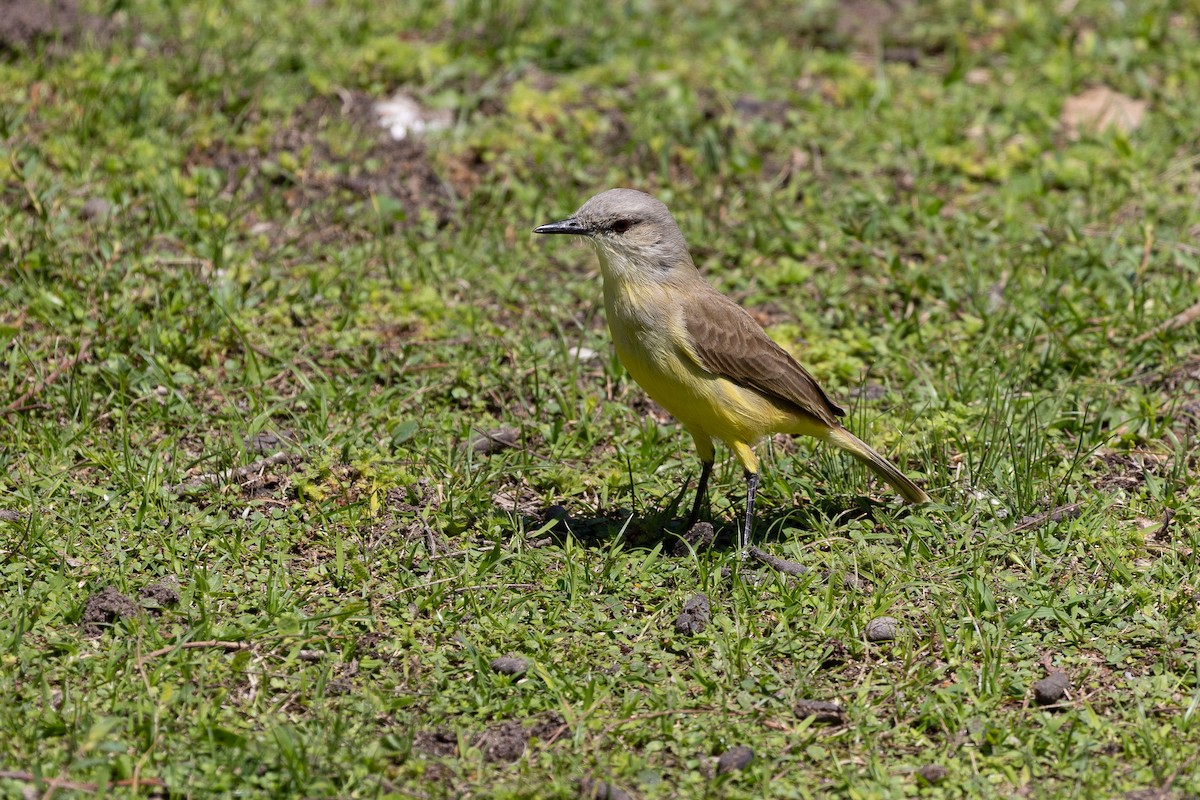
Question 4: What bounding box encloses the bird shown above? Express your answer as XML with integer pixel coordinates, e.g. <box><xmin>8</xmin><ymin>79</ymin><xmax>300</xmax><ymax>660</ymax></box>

<box><xmin>534</xmin><ymin>188</ymin><xmax>930</xmax><ymax>553</ymax></box>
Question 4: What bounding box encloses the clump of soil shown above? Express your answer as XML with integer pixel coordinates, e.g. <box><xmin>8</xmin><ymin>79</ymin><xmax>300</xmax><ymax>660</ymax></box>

<box><xmin>81</xmin><ymin>586</ymin><xmax>140</xmax><ymax>634</ymax></box>
<box><xmin>674</xmin><ymin>593</ymin><xmax>710</xmax><ymax>636</ymax></box>
<box><xmin>0</xmin><ymin>0</ymin><xmax>105</xmax><ymax>54</ymax></box>
<box><xmin>473</xmin><ymin>720</ymin><xmax>527</xmax><ymax>763</ymax></box>
<box><xmin>189</xmin><ymin>91</ymin><xmax>467</xmax><ymax>241</ymax></box>
<box><xmin>139</xmin><ymin>582</ymin><xmax>180</xmax><ymax>610</ymax></box>
<box><xmin>414</xmin><ymin>728</ymin><xmax>458</xmax><ymax>758</ymax></box>
<box><xmin>528</xmin><ymin>712</ymin><xmax>571</xmax><ymax>745</ymax></box>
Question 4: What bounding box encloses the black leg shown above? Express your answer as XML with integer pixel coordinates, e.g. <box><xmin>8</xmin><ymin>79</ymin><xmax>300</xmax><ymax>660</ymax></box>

<box><xmin>685</xmin><ymin>460</ymin><xmax>714</xmax><ymax>530</ymax></box>
<box><xmin>741</xmin><ymin>471</ymin><xmax>759</xmax><ymax>554</ymax></box>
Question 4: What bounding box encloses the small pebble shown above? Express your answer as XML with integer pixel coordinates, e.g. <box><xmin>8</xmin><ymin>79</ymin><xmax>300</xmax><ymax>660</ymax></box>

<box><xmin>865</xmin><ymin>616</ymin><xmax>899</xmax><ymax>642</ymax></box>
<box><xmin>674</xmin><ymin>593</ymin><xmax>710</xmax><ymax>636</ymax></box>
<box><xmin>715</xmin><ymin>744</ymin><xmax>754</xmax><ymax>774</ymax></box>
<box><xmin>81</xmin><ymin>197</ymin><xmax>113</xmax><ymax>222</ymax></box>
<box><xmin>672</xmin><ymin>521</ymin><xmax>714</xmax><ymax>556</ymax></box>
<box><xmin>747</xmin><ymin>546</ymin><xmax>807</xmax><ymax>576</ymax></box>
<box><xmin>471</xmin><ymin>427</ymin><xmax>520</xmax><ymax>455</ymax></box>
<box><xmin>578</xmin><ymin>778</ymin><xmax>632</xmax><ymax>800</ymax></box>
<box><xmin>1032</xmin><ymin>671</ymin><xmax>1070</xmax><ymax>706</ymax></box>
<box><xmin>489</xmin><ymin>656</ymin><xmax>529</xmax><ymax>676</ymax></box>
<box><xmin>793</xmin><ymin>699</ymin><xmax>845</xmax><ymax>724</ymax></box>
<box><xmin>917</xmin><ymin>764</ymin><xmax>947</xmax><ymax>785</ymax></box>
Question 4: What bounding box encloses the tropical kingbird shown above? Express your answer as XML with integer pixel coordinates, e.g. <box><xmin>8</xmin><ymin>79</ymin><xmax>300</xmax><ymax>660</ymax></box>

<box><xmin>535</xmin><ymin>189</ymin><xmax>929</xmax><ymax>552</ymax></box>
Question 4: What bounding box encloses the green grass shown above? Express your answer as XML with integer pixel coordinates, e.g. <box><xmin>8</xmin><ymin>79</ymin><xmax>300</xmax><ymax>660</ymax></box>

<box><xmin>2</xmin><ymin>0</ymin><xmax>1199</xmax><ymax>796</ymax></box>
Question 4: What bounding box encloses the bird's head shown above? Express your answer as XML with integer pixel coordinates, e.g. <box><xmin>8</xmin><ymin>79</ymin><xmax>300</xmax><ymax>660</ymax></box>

<box><xmin>534</xmin><ymin>189</ymin><xmax>692</xmax><ymax>279</ymax></box>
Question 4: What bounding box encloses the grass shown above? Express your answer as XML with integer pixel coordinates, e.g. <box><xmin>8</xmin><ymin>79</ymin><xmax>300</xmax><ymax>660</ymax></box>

<box><xmin>2</xmin><ymin>0</ymin><xmax>1199</xmax><ymax>796</ymax></box>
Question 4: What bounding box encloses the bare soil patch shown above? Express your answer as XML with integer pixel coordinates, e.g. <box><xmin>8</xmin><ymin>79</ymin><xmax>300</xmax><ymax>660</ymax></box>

<box><xmin>81</xmin><ymin>586</ymin><xmax>140</xmax><ymax>634</ymax></box>
<box><xmin>189</xmin><ymin>91</ymin><xmax>477</xmax><ymax>244</ymax></box>
<box><xmin>0</xmin><ymin>0</ymin><xmax>105</xmax><ymax>54</ymax></box>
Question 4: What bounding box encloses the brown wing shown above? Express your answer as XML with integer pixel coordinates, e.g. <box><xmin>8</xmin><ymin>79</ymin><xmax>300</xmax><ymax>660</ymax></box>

<box><xmin>682</xmin><ymin>288</ymin><xmax>845</xmax><ymax>427</ymax></box>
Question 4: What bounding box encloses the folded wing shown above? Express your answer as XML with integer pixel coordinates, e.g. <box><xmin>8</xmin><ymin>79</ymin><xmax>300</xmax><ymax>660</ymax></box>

<box><xmin>682</xmin><ymin>289</ymin><xmax>846</xmax><ymax>428</ymax></box>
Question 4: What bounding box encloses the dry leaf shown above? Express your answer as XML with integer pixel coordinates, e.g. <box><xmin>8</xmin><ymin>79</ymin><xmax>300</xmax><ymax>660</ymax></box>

<box><xmin>1061</xmin><ymin>86</ymin><xmax>1147</xmax><ymax>137</ymax></box>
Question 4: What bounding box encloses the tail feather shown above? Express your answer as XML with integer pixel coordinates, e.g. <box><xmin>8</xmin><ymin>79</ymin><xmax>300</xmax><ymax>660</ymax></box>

<box><xmin>825</xmin><ymin>427</ymin><xmax>930</xmax><ymax>504</ymax></box>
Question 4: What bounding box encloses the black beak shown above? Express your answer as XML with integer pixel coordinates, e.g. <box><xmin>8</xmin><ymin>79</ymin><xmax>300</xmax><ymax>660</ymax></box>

<box><xmin>533</xmin><ymin>217</ymin><xmax>590</xmax><ymax>236</ymax></box>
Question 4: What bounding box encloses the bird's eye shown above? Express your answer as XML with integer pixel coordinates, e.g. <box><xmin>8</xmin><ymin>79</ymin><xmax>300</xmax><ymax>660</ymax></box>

<box><xmin>609</xmin><ymin>219</ymin><xmax>634</xmax><ymax>234</ymax></box>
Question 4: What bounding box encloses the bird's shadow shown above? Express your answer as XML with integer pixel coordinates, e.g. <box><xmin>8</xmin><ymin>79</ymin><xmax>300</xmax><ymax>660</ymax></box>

<box><xmin>523</xmin><ymin>492</ymin><xmax>903</xmax><ymax>555</ymax></box>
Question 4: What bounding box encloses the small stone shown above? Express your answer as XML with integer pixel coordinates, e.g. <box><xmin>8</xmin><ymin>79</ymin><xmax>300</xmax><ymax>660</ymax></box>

<box><xmin>793</xmin><ymin>699</ymin><xmax>845</xmax><ymax>724</ymax></box>
<box><xmin>578</xmin><ymin>778</ymin><xmax>632</xmax><ymax>800</ymax></box>
<box><xmin>674</xmin><ymin>593</ymin><xmax>710</xmax><ymax>636</ymax></box>
<box><xmin>917</xmin><ymin>764</ymin><xmax>947</xmax><ymax>785</ymax></box>
<box><xmin>297</xmin><ymin>649</ymin><xmax>324</xmax><ymax>662</ymax></box>
<box><xmin>672</xmin><ymin>521</ymin><xmax>715</xmax><ymax>556</ymax></box>
<box><xmin>747</xmin><ymin>546</ymin><xmax>807</xmax><ymax>576</ymax></box>
<box><xmin>865</xmin><ymin>616</ymin><xmax>899</xmax><ymax>642</ymax></box>
<box><xmin>471</xmin><ymin>427</ymin><xmax>520</xmax><ymax>455</ymax></box>
<box><xmin>81</xmin><ymin>197</ymin><xmax>113</xmax><ymax>222</ymax></box>
<box><xmin>1033</xmin><ymin>671</ymin><xmax>1070</xmax><ymax>706</ymax></box>
<box><xmin>489</xmin><ymin>656</ymin><xmax>529</xmax><ymax>676</ymax></box>
<box><xmin>715</xmin><ymin>744</ymin><xmax>754</xmax><ymax>774</ymax></box>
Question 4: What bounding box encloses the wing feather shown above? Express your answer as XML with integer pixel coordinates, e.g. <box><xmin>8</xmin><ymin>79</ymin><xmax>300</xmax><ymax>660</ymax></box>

<box><xmin>682</xmin><ymin>289</ymin><xmax>845</xmax><ymax>427</ymax></box>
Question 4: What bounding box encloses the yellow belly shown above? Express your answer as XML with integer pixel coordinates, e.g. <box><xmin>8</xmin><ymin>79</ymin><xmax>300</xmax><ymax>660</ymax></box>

<box><xmin>603</xmin><ymin>274</ymin><xmax>828</xmax><ymax>472</ymax></box>
<box><xmin>614</xmin><ymin>326</ymin><xmax>821</xmax><ymax>447</ymax></box>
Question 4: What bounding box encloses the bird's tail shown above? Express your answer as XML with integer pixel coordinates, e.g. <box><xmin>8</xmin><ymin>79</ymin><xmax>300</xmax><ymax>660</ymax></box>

<box><xmin>825</xmin><ymin>427</ymin><xmax>931</xmax><ymax>504</ymax></box>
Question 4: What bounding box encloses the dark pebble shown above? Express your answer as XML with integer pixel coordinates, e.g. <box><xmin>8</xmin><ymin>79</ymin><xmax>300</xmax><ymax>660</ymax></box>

<box><xmin>489</xmin><ymin>656</ymin><xmax>529</xmax><ymax>676</ymax></box>
<box><xmin>917</xmin><ymin>764</ymin><xmax>947</xmax><ymax>785</ymax></box>
<box><xmin>716</xmin><ymin>744</ymin><xmax>754</xmax><ymax>774</ymax></box>
<box><xmin>674</xmin><ymin>593</ymin><xmax>710</xmax><ymax>635</ymax></box>
<box><xmin>793</xmin><ymin>699</ymin><xmax>845</xmax><ymax>724</ymax></box>
<box><xmin>865</xmin><ymin>616</ymin><xmax>899</xmax><ymax>642</ymax></box>
<box><xmin>579</xmin><ymin>778</ymin><xmax>632</xmax><ymax>800</ymax></box>
<box><xmin>672</xmin><ymin>521</ymin><xmax>715</xmax><ymax>556</ymax></box>
<box><xmin>471</xmin><ymin>427</ymin><xmax>520</xmax><ymax>455</ymax></box>
<box><xmin>1033</xmin><ymin>671</ymin><xmax>1070</xmax><ymax>705</ymax></box>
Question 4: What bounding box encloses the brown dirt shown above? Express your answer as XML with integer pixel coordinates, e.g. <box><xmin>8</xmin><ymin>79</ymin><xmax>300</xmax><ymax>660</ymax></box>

<box><xmin>671</xmin><ymin>521</ymin><xmax>715</xmax><ymax>557</ymax></box>
<box><xmin>81</xmin><ymin>586</ymin><xmax>140</xmax><ymax>634</ymax></box>
<box><xmin>414</xmin><ymin>728</ymin><xmax>458</xmax><ymax>758</ymax></box>
<box><xmin>188</xmin><ymin>91</ymin><xmax>470</xmax><ymax>245</ymax></box>
<box><xmin>0</xmin><ymin>0</ymin><xmax>104</xmax><ymax>54</ymax></box>
<box><xmin>473</xmin><ymin>720</ymin><xmax>527</xmax><ymax>763</ymax></box>
<box><xmin>674</xmin><ymin>593</ymin><xmax>710</xmax><ymax>636</ymax></box>
<box><xmin>139</xmin><ymin>582</ymin><xmax>180</xmax><ymax>611</ymax></box>
<box><xmin>528</xmin><ymin>712</ymin><xmax>571</xmax><ymax>745</ymax></box>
